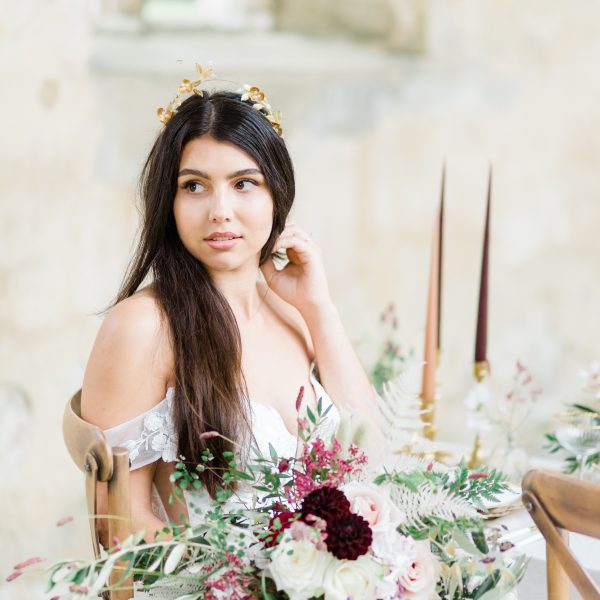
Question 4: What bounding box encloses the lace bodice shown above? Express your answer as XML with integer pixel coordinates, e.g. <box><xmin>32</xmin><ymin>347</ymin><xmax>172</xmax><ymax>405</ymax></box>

<box><xmin>103</xmin><ymin>363</ymin><xmax>340</xmax><ymax>517</ymax></box>
<box><xmin>104</xmin><ymin>362</ymin><xmax>338</xmax><ymax>469</ymax></box>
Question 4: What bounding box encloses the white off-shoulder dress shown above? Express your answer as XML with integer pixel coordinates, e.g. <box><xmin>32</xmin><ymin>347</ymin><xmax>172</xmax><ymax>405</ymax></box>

<box><xmin>103</xmin><ymin>362</ymin><xmax>340</xmax><ymax>524</ymax></box>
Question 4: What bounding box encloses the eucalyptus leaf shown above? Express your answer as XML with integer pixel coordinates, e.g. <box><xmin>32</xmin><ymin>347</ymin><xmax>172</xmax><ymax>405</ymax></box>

<box><xmin>268</xmin><ymin>443</ymin><xmax>278</xmax><ymax>464</ymax></box>
<box><xmin>164</xmin><ymin>543</ymin><xmax>187</xmax><ymax>575</ymax></box>
<box><xmin>451</xmin><ymin>527</ymin><xmax>485</xmax><ymax>558</ymax></box>
<box><xmin>91</xmin><ymin>556</ymin><xmax>118</xmax><ymax>592</ymax></box>
<box><xmin>147</xmin><ymin>547</ymin><xmax>168</xmax><ymax>573</ymax></box>
<box><xmin>477</xmin><ymin>584</ymin><xmax>509</xmax><ymax>600</ymax></box>
<box><xmin>473</xmin><ymin>572</ymin><xmax>500</xmax><ymax>599</ymax></box>
<box><xmin>51</xmin><ymin>566</ymin><xmax>74</xmax><ymax>584</ymax></box>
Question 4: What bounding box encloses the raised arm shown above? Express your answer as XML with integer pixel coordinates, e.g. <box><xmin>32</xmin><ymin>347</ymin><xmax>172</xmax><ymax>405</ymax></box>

<box><xmin>81</xmin><ymin>290</ymin><xmax>187</xmax><ymax>544</ymax></box>
<box><xmin>260</xmin><ymin>224</ymin><xmax>377</xmax><ymax>420</ymax></box>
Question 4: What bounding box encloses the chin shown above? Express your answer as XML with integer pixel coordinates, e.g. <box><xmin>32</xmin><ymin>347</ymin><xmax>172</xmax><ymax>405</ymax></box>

<box><xmin>199</xmin><ymin>252</ymin><xmax>259</xmax><ymax>274</ymax></box>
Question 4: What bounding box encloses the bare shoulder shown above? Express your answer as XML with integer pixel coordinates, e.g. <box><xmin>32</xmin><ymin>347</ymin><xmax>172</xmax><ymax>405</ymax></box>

<box><xmin>81</xmin><ymin>286</ymin><xmax>175</xmax><ymax>429</ymax></box>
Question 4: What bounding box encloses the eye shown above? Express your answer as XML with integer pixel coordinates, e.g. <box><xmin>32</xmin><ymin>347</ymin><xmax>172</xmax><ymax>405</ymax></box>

<box><xmin>182</xmin><ymin>180</ymin><xmax>206</xmax><ymax>193</ymax></box>
<box><xmin>234</xmin><ymin>178</ymin><xmax>259</xmax><ymax>191</ymax></box>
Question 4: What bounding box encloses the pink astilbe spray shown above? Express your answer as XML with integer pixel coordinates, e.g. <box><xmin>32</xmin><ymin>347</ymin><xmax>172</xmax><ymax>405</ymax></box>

<box><xmin>13</xmin><ymin>556</ymin><xmax>44</xmax><ymax>570</ymax></box>
<box><xmin>508</xmin><ymin>361</ymin><xmax>542</xmax><ymax>403</ymax></box>
<box><xmin>203</xmin><ymin>552</ymin><xmax>256</xmax><ymax>600</ymax></box>
<box><xmin>56</xmin><ymin>515</ymin><xmax>74</xmax><ymax>527</ymax></box>
<box><xmin>295</xmin><ymin>386</ymin><xmax>305</xmax><ymax>412</ymax></box>
<box><xmin>287</xmin><ymin>437</ymin><xmax>368</xmax><ymax>503</ymax></box>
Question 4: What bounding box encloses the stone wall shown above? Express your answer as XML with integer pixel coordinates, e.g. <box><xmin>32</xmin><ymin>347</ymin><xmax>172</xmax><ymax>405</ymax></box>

<box><xmin>2</xmin><ymin>1</ymin><xmax>600</xmax><ymax>596</ymax></box>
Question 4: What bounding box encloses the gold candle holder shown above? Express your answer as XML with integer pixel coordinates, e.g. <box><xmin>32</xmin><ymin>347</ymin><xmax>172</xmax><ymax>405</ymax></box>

<box><xmin>474</xmin><ymin>360</ymin><xmax>489</xmax><ymax>383</ymax></box>
<box><xmin>467</xmin><ymin>434</ymin><xmax>482</xmax><ymax>470</ymax></box>
<box><xmin>420</xmin><ymin>392</ymin><xmax>437</xmax><ymax>441</ymax></box>
<box><xmin>467</xmin><ymin>360</ymin><xmax>490</xmax><ymax>469</ymax></box>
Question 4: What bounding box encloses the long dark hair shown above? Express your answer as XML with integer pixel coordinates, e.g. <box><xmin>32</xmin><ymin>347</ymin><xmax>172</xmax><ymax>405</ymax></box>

<box><xmin>111</xmin><ymin>90</ymin><xmax>295</xmax><ymax>496</ymax></box>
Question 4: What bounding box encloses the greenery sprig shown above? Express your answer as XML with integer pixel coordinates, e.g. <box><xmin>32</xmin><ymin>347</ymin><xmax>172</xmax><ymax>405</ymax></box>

<box><xmin>543</xmin><ymin>402</ymin><xmax>600</xmax><ymax>475</ymax></box>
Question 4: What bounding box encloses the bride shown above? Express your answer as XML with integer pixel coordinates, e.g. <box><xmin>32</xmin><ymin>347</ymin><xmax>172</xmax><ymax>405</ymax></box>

<box><xmin>81</xmin><ymin>71</ymin><xmax>377</xmax><ymax>546</ymax></box>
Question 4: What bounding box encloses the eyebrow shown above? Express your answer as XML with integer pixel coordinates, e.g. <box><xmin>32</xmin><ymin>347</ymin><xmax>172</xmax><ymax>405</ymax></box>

<box><xmin>177</xmin><ymin>168</ymin><xmax>263</xmax><ymax>180</ymax></box>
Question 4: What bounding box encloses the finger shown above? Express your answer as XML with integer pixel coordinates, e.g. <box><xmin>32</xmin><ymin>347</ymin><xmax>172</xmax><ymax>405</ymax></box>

<box><xmin>273</xmin><ymin>237</ymin><xmax>313</xmax><ymax>263</ymax></box>
<box><xmin>281</xmin><ymin>222</ymin><xmax>307</xmax><ymax>237</ymax></box>
<box><xmin>274</xmin><ymin>235</ymin><xmax>312</xmax><ymax>250</ymax></box>
<box><xmin>276</xmin><ymin>230</ymin><xmax>312</xmax><ymax>245</ymax></box>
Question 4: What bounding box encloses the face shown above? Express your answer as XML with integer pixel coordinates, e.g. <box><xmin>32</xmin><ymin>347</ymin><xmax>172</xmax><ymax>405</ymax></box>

<box><xmin>173</xmin><ymin>135</ymin><xmax>274</xmax><ymax>275</ymax></box>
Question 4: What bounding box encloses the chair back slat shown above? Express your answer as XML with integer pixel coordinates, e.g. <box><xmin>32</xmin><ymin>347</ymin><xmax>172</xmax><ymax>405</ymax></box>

<box><xmin>522</xmin><ymin>469</ymin><xmax>600</xmax><ymax>600</ymax></box>
<box><xmin>107</xmin><ymin>448</ymin><xmax>133</xmax><ymax>599</ymax></box>
<box><xmin>63</xmin><ymin>391</ymin><xmax>135</xmax><ymax>599</ymax></box>
<box><xmin>63</xmin><ymin>389</ymin><xmax>113</xmax><ymax>482</ymax></box>
<box><xmin>523</xmin><ymin>470</ymin><xmax>600</xmax><ymax>538</ymax></box>
<box><xmin>84</xmin><ymin>455</ymin><xmax>102</xmax><ymax>560</ymax></box>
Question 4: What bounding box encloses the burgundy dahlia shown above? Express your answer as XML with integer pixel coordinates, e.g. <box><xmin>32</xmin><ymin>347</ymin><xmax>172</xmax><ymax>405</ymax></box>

<box><xmin>264</xmin><ymin>510</ymin><xmax>296</xmax><ymax>548</ymax></box>
<box><xmin>300</xmin><ymin>486</ymin><xmax>351</xmax><ymax>524</ymax></box>
<box><xmin>325</xmin><ymin>513</ymin><xmax>373</xmax><ymax>560</ymax></box>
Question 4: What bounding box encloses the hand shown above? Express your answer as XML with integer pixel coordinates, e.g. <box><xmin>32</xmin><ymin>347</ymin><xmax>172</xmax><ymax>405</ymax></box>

<box><xmin>260</xmin><ymin>222</ymin><xmax>331</xmax><ymax>313</ymax></box>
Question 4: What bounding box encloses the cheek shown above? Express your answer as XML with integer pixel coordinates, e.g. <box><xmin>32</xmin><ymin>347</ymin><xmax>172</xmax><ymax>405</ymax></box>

<box><xmin>173</xmin><ymin>198</ymin><xmax>201</xmax><ymax>235</ymax></box>
<box><xmin>245</xmin><ymin>196</ymin><xmax>274</xmax><ymax>237</ymax></box>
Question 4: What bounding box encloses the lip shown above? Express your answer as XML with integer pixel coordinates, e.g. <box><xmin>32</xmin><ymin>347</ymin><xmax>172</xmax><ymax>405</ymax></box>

<box><xmin>204</xmin><ymin>231</ymin><xmax>242</xmax><ymax>251</ymax></box>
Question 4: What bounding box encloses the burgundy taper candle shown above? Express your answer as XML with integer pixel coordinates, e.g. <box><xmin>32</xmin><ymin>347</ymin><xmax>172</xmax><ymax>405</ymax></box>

<box><xmin>475</xmin><ymin>168</ymin><xmax>491</xmax><ymax>365</ymax></box>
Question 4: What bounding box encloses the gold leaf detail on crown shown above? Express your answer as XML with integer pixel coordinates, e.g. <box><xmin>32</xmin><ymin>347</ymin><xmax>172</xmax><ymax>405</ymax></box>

<box><xmin>157</xmin><ymin>63</ymin><xmax>213</xmax><ymax>126</ymax></box>
<box><xmin>156</xmin><ymin>64</ymin><xmax>283</xmax><ymax>137</ymax></box>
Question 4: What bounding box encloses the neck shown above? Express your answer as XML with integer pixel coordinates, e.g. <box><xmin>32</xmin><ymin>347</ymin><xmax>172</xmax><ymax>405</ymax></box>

<box><xmin>208</xmin><ymin>263</ymin><xmax>265</xmax><ymax>322</ymax></box>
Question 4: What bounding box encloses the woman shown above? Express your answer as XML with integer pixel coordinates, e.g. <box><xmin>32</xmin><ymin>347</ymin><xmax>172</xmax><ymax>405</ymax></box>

<box><xmin>81</xmin><ymin>77</ymin><xmax>376</xmax><ymax>545</ymax></box>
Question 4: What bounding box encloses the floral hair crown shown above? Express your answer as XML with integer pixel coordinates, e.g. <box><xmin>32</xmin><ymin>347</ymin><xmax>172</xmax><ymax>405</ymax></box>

<box><xmin>156</xmin><ymin>63</ymin><xmax>283</xmax><ymax>137</ymax></box>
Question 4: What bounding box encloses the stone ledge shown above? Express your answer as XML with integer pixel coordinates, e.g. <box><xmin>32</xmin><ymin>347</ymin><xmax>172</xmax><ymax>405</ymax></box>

<box><xmin>89</xmin><ymin>29</ymin><xmax>407</xmax><ymax>80</ymax></box>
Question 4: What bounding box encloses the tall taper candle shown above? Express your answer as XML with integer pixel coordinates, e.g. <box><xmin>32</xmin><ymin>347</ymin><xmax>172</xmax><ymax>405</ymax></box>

<box><xmin>469</xmin><ymin>169</ymin><xmax>492</xmax><ymax>467</ymax></box>
<box><xmin>437</xmin><ymin>164</ymin><xmax>445</xmax><ymax>357</ymax></box>
<box><xmin>421</xmin><ymin>206</ymin><xmax>440</xmax><ymax>439</ymax></box>
<box><xmin>474</xmin><ymin>167</ymin><xmax>492</xmax><ymax>376</ymax></box>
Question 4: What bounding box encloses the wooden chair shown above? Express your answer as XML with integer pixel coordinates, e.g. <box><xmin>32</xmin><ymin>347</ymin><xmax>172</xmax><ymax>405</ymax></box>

<box><xmin>63</xmin><ymin>389</ymin><xmax>134</xmax><ymax>600</ymax></box>
<box><xmin>521</xmin><ymin>469</ymin><xmax>600</xmax><ymax>600</ymax></box>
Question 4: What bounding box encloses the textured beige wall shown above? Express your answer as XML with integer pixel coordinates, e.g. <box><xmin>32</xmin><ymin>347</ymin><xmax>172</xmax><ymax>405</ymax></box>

<box><xmin>2</xmin><ymin>0</ymin><xmax>600</xmax><ymax>596</ymax></box>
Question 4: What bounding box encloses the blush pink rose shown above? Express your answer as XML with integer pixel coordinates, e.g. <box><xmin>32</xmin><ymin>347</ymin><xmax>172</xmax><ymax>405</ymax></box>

<box><xmin>341</xmin><ymin>482</ymin><xmax>402</xmax><ymax>531</ymax></box>
<box><xmin>398</xmin><ymin>540</ymin><xmax>440</xmax><ymax>600</ymax></box>
<box><xmin>341</xmin><ymin>482</ymin><xmax>403</xmax><ymax>558</ymax></box>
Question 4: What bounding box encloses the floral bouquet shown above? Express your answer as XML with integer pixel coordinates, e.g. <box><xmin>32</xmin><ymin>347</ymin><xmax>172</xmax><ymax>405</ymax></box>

<box><xmin>12</xmin><ymin>392</ymin><xmax>527</xmax><ymax>599</ymax></box>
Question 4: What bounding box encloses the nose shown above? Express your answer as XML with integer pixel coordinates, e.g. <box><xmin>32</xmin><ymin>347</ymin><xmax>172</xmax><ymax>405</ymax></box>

<box><xmin>207</xmin><ymin>189</ymin><xmax>234</xmax><ymax>223</ymax></box>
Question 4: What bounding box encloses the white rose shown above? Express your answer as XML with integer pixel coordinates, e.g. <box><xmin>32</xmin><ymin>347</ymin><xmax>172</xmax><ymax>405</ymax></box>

<box><xmin>322</xmin><ymin>555</ymin><xmax>383</xmax><ymax>600</ymax></box>
<box><xmin>369</xmin><ymin>523</ymin><xmax>418</xmax><ymax>567</ymax></box>
<box><xmin>398</xmin><ymin>540</ymin><xmax>441</xmax><ymax>600</ymax></box>
<box><xmin>374</xmin><ymin>533</ymin><xmax>415</xmax><ymax>599</ymax></box>
<box><xmin>268</xmin><ymin>535</ymin><xmax>332</xmax><ymax>600</ymax></box>
<box><xmin>341</xmin><ymin>482</ymin><xmax>403</xmax><ymax>556</ymax></box>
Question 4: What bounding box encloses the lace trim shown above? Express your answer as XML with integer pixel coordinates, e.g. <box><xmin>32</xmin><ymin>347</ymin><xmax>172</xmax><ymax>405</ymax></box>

<box><xmin>102</xmin><ymin>362</ymin><xmax>338</xmax><ymax>471</ymax></box>
<box><xmin>103</xmin><ymin>388</ymin><xmax>178</xmax><ymax>470</ymax></box>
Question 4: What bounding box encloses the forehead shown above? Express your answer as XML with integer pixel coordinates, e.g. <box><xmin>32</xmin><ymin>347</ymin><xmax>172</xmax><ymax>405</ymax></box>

<box><xmin>179</xmin><ymin>136</ymin><xmax>259</xmax><ymax>172</ymax></box>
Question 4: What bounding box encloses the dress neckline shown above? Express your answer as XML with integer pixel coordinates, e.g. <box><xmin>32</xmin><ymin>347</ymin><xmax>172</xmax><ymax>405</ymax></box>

<box><xmin>163</xmin><ymin>361</ymin><xmax>328</xmax><ymax>440</ymax></box>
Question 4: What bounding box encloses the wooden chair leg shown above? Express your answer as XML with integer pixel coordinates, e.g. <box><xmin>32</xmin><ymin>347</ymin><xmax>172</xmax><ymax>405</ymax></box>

<box><xmin>547</xmin><ymin>528</ymin><xmax>570</xmax><ymax>600</ymax></box>
<box><xmin>84</xmin><ymin>455</ymin><xmax>101</xmax><ymax>560</ymax></box>
<box><xmin>107</xmin><ymin>448</ymin><xmax>133</xmax><ymax>600</ymax></box>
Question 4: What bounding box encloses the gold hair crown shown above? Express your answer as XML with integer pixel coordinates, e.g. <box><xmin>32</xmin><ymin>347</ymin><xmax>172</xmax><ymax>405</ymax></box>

<box><xmin>156</xmin><ymin>63</ymin><xmax>283</xmax><ymax>137</ymax></box>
